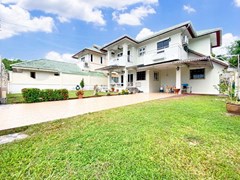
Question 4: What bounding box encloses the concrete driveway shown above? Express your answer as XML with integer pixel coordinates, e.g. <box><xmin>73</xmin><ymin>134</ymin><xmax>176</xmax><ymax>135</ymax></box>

<box><xmin>0</xmin><ymin>93</ymin><xmax>176</xmax><ymax>131</ymax></box>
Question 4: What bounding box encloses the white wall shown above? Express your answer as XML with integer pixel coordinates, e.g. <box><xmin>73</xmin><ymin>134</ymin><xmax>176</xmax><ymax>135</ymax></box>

<box><xmin>157</xmin><ymin>62</ymin><xmax>225</xmax><ymax>94</ymax></box>
<box><xmin>189</xmin><ymin>35</ymin><xmax>211</xmax><ymax>56</ymax></box>
<box><xmin>8</xmin><ymin>70</ymin><xmax>108</xmax><ymax>93</ymax></box>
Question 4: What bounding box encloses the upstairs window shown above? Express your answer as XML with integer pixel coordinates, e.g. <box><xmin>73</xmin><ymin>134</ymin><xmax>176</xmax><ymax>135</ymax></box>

<box><xmin>117</xmin><ymin>52</ymin><xmax>123</xmax><ymax>57</ymax></box>
<box><xmin>157</xmin><ymin>38</ymin><xmax>170</xmax><ymax>51</ymax></box>
<box><xmin>190</xmin><ymin>68</ymin><xmax>205</xmax><ymax>79</ymax></box>
<box><xmin>90</xmin><ymin>54</ymin><xmax>93</xmax><ymax>62</ymax></box>
<box><xmin>30</xmin><ymin>72</ymin><xmax>36</xmax><ymax>79</ymax></box>
<box><xmin>100</xmin><ymin>57</ymin><xmax>103</xmax><ymax>64</ymax></box>
<box><xmin>139</xmin><ymin>47</ymin><xmax>146</xmax><ymax>56</ymax></box>
<box><xmin>137</xmin><ymin>71</ymin><xmax>146</xmax><ymax>81</ymax></box>
<box><xmin>81</xmin><ymin>57</ymin><xmax>85</xmax><ymax>62</ymax></box>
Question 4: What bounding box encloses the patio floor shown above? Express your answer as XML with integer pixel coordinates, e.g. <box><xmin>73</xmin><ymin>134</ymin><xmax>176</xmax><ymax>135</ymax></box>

<box><xmin>0</xmin><ymin>93</ymin><xmax>176</xmax><ymax>131</ymax></box>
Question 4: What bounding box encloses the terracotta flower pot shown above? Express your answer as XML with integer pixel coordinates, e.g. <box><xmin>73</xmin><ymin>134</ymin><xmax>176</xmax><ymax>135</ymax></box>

<box><xmin>78</xmin><ymin>94</ymin><xmax>83</xmax><ymax>99</ymax></box>
<box><xmin>226</xmin><ymin>102</ymin><xmax>240</xmax><ymax>115</ymax></box>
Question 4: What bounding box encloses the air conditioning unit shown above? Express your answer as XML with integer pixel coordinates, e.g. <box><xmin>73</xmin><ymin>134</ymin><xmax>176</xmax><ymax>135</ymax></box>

<box><xmin>84</xmin><ymin>62</ymin><xmax>89</xmax><ymax>68</ymax></box>
<box><xmin>182</xmin><ymin>35</ymin><xmax>189</xmax><ymax>45</ymax></box>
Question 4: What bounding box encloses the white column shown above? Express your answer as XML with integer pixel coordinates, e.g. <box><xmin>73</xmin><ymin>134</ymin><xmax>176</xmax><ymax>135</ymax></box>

<box><xmin>107</xmin><ymin>50</ymin><xmax>111</xmax><ymax>64</ymax></box>
<box><xmin>124</xmin><ymin>68</ymin><xmax>128</xmax><ymax>89</ymax></box>
<box><xmin>122</xmin><ymin>43</ymin><xmax>128</xmax><ymax>65</ymax></box>
<box><xmin>108</xmin><ymin>71</ymin><xmax>112</xmax><ymax>90</ymax></box>
<box><xmin>176</xmin><ymin>66</ymin><xmax>181</xmax><ymax>94</ymax></box>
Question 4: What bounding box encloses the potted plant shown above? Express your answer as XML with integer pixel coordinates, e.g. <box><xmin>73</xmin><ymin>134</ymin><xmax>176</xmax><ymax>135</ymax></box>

<box><xmin>76</xmin><ymin>90</ymin><xmax>84</xmax><ymax>99</ymax></box>
<box><xmin>217</xmin><ymin>77</ymin><xmax>240</xmax><ymax>115</ymax></box>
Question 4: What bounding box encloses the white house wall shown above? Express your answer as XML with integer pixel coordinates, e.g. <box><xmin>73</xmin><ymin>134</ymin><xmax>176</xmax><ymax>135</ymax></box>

<box><xmin>188</xmin><ymin>35</ymin><xmax>211</xmax><ymax>56</ymax></box>
<box><xmin>135</xmin><ymin>31</ymin><xmax>188</xmax><ymax>66</ymax></box>
<box><xmin>156</xmin><ymin>62</ymin><xmax>224</xmax><ymax>94</ymax></box>
<box><xmin>8</xmin><ymin>70</ymin><xmax>107</xmax><ymax>93</ymax></box>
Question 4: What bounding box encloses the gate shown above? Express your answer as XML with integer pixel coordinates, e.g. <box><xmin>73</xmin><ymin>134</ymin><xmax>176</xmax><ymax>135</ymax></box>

<box><xmin>0</xmin><ymin>59</ymin><xmax>8</xmax><ymax>104</ymax></box>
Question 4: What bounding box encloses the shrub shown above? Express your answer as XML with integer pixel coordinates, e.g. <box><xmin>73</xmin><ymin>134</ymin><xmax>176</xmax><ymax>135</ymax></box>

<box><xmin>21</xmin><ymin>88</ymin><xmax>69</xmax><ymax>103</ymax></box>
<box><xmin>22</xmin><ymin>88</ymin><xmax>41</xmax><ymax>103</ymax></box>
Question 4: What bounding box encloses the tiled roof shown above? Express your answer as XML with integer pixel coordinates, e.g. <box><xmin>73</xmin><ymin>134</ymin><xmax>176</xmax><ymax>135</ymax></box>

<box><xmin>12</xmin><ymin>59</ymin><xmax>106</xmax><ymax>77</ymax></box>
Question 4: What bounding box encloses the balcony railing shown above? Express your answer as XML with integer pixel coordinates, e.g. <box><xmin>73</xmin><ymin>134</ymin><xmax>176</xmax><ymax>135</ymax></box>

<box><xmin>152</xmin><ymin>45</ymin><xmax>182</xmax><ymax>62</ymax></box>
<box><xmin>109</xmin><ymin>55</ymin><xmax>133</xmax><ymax>66</ymax></box>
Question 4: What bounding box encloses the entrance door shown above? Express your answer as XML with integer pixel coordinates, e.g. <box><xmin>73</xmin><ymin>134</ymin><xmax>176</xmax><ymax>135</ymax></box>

<box><xmin>128</xmin><ymin>74</ymin><xmax>133</xmax><ymax>86</ymax></box>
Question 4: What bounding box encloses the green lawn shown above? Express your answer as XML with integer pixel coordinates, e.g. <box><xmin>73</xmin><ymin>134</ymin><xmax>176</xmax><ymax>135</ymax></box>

<box><xmin>7</xmin><ymin>90</ymin><xmax>117</xmax><ymax>104</ymax></box>
<box><xmin>0</xmin><ymin>96</ymin><xmax>240</xmax><ymax>179</ymax></box>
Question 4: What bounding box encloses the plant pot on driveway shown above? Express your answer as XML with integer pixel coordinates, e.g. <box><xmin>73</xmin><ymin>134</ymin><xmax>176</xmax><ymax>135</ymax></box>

<box><xmin>226</xmin><ymin>102</ymin><xmax>240</xmax><ymax>115</ymax></box>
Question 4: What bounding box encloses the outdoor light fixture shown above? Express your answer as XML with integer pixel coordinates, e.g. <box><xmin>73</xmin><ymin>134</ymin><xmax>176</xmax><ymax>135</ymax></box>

<box><xmin>176</xmin><ymin>66</ymin><xmax>180</xmax><ymax>71</ymax></box>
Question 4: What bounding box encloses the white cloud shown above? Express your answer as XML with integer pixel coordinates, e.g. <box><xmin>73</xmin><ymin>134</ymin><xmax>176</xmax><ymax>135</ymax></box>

<box><xmin>0</xmin><ymin>3</ymin><xmax>54</xmax><ymax>39</ymax></box>
<box><xmin>136</xmin><ymin>28</ymin><xmax>155</xmax><ymax>40</ymax></box>
<box><xmin>183</xmin><ymin>5</ymin><xmax>196</xmax><ymax>14</ymax></box>
<box><xmin>213</xmin><ymin>33</ymin><xmax>240</xmax><ymax>55</ymax></box>
<box><xmin>234</xmin><ymin>0</ymin><xmax>240</xmax><ymax>7</ymax></box>
<box><xmin>45</xmin><ymin>51</ymin><xmax>78</xmax><ymax>63</ymax></box>
<box><xmin>113</xmin><ymin>6</ymin><xmax>156</xmax><ymax>26</ymax></box>
<box><xmin>2</xmin><ymin>0</ymin><xmax>158</xmax><ymax>26</ymax></box>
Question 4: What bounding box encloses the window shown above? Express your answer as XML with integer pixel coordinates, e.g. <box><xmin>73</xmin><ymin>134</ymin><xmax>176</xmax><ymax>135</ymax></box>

<box><xmin>81</xmin><ymin>57</ymin><xmax>85</xmax><ymax>62</ymax></box>
<box><xmin>190</xmin><ymin>68</ymin><xmax>205</xmax><ymax>79</ymax></box>
<box><xmin>54</xmin><ymin>73</ymin><xmax>60</xmax><ymax>76</ymax></box>
<box><xmin>30</xmin><ymin>72</ymin><xmax>36</xmax><ymax>79</ymax></box>
<box><xmin>117</xmin><ymin>52</ymin><xmax>123</xmax><ymax>57</ymax></box>
<box><xmin>100</xmin><ymin>57</ymin><xmax>103</xmax><ymax>64</ymax></box>
<box><xmin>90</xmin><ymin>54</ymin><xmax>93</xmax><ymax>62</ymax></box>
<box><xmin>139</xmin><ymin>47</ymin><xmax>146</xmax><ymax>56</ymax></box>
<box><xmin>137</xmin><ymin>71</ymin><xmax>146</xmax><ymax>81</ymax></box>
<box><xmin>157</xmin><ymin>38</ymin><xmax>170</xmax><ymax>51</ymax></box>
<box><xmin>153</xmin><ymin>72</ymin><xmax>159</xmax><ymax>81</ymax></box>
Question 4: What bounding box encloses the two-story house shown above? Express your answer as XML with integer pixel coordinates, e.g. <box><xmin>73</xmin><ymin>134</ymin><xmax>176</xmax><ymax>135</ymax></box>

<box><xmin>97</xmin><ymin>21</ymin><xmax>228</xmax><ymax>94</ymax></box>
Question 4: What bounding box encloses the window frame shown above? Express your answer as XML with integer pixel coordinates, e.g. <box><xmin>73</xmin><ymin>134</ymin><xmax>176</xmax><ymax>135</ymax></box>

<box><xmin>157</xmin><ymin>38</ymin><xmax>171</xmax><ymax>52</ymax></box>
<box><xmin>137</xmin><ymin>71</ymin><xmax>146</xmax><ymax>81</ymax></box>
<box><xmin>190</xmin><ymin>68</ymin><xmax>205</xmax><ymax>80</ymax></box>
<box><xmin>139</xmin><ymin>46</ymin><xmax>146</xmax><ymax>56</ymax></box>
<box><xmin>30</xmin><ymin>72</ymin><xmax>36</xmax><ymax>79</ymax></box>
<box><xmin>153</xmin><ymin>72</ymin><xmax>159</xmax><ymax>81</ymax></box>
<box><xmin>90</xmin><ymin>54</ymin><xmax>93</xmax><ymax>62</ymax></box>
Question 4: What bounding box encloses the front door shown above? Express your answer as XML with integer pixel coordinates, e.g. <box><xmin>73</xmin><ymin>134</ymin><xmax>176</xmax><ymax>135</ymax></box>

<box><xmin>128</xmin><ymin>74</ymin><xmax>133</xmax><ymax>86</ymax></box>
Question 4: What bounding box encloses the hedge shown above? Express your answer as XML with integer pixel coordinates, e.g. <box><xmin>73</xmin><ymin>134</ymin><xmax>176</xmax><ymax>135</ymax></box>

<box><xmin>22</xmin><ymin>88</ymin><xmax>69</xmax><ymax>103</ymax></box>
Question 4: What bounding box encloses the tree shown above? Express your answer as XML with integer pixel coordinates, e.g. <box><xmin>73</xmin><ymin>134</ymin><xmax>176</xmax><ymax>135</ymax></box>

<box><xmin>228</xmin><ymin>40</ymin><xmax>240</xmax><ymax>67</ymax></box>
<box><xmin>80</xmin><ymin>78</ymin><xmax>85</xmax><ymax>89</ymax></box>
<box><xmin>1</xmin><ymin>58</ymin><xmax>22</xmax><ymax>71</ymax></box>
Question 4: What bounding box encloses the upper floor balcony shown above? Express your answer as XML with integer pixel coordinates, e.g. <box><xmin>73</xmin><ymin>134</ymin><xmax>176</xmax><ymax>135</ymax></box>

<box><xmin>109</xmin><ymin>55</ymin><xmax>133</xmax><ymax>67</ymax></box>
<box><xmin>143</xmin><ymin>44</ymin><xmax>188</xmax><ymax>65</ymax></box>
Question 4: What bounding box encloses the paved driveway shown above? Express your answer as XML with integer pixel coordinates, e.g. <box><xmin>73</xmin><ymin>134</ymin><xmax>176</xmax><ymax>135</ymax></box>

<box><xmin>0</xmin><ymin>93</ymin><xmax>176</xmax><ymax>131</ymax></box>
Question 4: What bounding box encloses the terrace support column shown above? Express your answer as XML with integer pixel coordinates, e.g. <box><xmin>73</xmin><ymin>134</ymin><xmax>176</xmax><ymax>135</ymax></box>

<box><xmin>124</xmin><ymin>68</ymin><xmax>128</xmax><ymax>89</ymax></box>
<box><xmin>107</xmin><ymin>50</ymin><xmax>111</xmax><ymax>62</ymax></box>
<box><xmin>108</xmin><ymin>71</ymin><xmax>112</xmax><ymax>90</ymax></box>
<box><xmin>176</xmin><ymin>66</ymin><xmax>181</xmax><ymax>94</ymax></box>
<box><xmin>122</xmin><ymin>43</ymin><xmax>128</xmax><ymax>65</ymax></box>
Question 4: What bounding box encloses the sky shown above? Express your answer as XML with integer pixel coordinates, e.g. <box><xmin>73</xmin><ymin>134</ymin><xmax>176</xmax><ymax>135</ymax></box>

<box><xmin>0</xmin><ymin>0</ymin><xmax>239</xmax><ymax>62</ymax></box>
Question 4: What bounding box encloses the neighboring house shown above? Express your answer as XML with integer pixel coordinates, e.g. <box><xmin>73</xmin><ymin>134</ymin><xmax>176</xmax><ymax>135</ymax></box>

<box><xmin>9</xmin><ymin>59</ymin><xmax>107</xmax><ymax>93</ymax></box>
<box><xmin>72</xmin><ymin>45</ymin><xmax>107</xmax><ymax>71</ymax></box>
<box><xmin>95</xmin><ymin>21</ymin><xmax>228</xmax><ymax>94</ymax></box>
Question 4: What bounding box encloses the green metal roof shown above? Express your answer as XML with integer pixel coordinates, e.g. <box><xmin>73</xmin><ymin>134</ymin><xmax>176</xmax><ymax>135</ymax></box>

<box><xmin>12</xmin><ymin>59</ymin><xmax>106</xmax><ymax>77</ymax></box>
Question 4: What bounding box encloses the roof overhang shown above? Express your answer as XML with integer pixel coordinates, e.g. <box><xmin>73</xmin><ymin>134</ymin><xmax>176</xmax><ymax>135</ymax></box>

<box><xmin>12</xmin><ymin>66</ymin><xmax>59</xmax><ymax>73</ymax></box>
<box><xmin>96</xmin><ymin>65</ymin><xmax>125</xmax><ymax>71</ymax></box>
<box><xmin>101</xmin><ymin>36</ymin><xmax>138</xmax><ymax>50</ymax></box>
<box><xmin>72</xmin><ymin>48</ymin><xmax>106</xmax><ymax>59</ymax></box>
<box><xmin>137</xmin><ymin>56</ymin><xmax>228</xmax><ymax>70</ymax></box>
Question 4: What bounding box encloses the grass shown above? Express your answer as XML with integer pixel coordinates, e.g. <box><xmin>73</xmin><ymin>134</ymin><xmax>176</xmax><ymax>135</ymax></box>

<box><xmin>7</xmin><ymin>90</ymin><xmax>118</xmax><ymax>104</ymax></box>
<box><xmin>0</xmin><ymin>96</ymin><xmax>240</xmax><ymax>179</ymax></box>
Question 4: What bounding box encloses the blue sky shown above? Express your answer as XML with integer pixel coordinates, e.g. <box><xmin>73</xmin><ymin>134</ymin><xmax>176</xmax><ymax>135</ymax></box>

<box><xmin>0</xmin><ymin>0</ymin><xmax>239</xmax><ymax>61</ymax></box>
